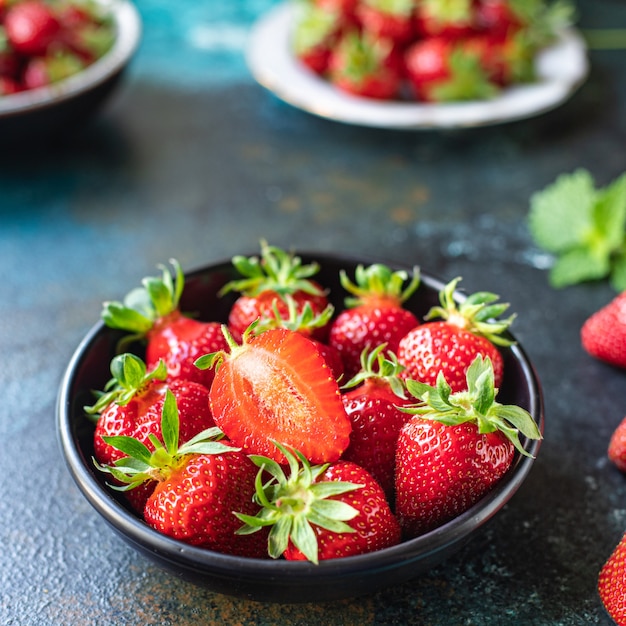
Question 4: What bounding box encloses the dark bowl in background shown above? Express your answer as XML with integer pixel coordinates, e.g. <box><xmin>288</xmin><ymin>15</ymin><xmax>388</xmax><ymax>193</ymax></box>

<box><xmin>0</xmin><ymin>0</ymin><xmax>141</xmax><ymax>143</ymax></box>
<box><xmin>56</xmin><ymin>252</ymin><xmax>544</xmax><ymax>604</ymax></box>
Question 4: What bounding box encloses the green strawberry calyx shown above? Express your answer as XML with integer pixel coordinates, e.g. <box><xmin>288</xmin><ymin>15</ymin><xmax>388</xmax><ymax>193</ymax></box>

<box><xmin>421</xmin><ymin>0</ymin><xmax>473</xmax><ymax>24</ymax></box>
<box><xmin>340</xmin><ymin>263</ymin><xmax>420</xmax><ymax>309</ymax></box>
<box><xmin>403</xmin><ymin>355</ymin><xmax>542</xmax><ymax>457</ymax></box>
<box><xmin>94</xmin><ymin>388</ymin><xmax>234</xmax><ymax>490</ymax></box>
<box><xmin>426</xmin><ymin>277</ymin><xmax>516</xmax><ymax>347</ymax></box>
<box><xmin>341</xmin><ymin>343</ymin><xmax>407</xmax><ymax>399</ymax></box>
<box><xmin>254</xmin><ymin>294</ymin><xmax>335</xmax><ymax>335</ymax></box>
<box><xmin>101</xmin><ymin>258</ymin><xmax>185</xmax><ymax>343</ymax></box>
<box><xmin>234</xmin><ymin>441</ymin><xmax>363</xmax><ymax>564</ymax></box>
<box><xmin>84</xmin><ymin>353</ymin><xmax>167</xmax><ymax>416</ymax></box>
<box><xmin>219</xmin><ymin>240</ymin><xmax>326</xmax><ymax>299</ymax></box>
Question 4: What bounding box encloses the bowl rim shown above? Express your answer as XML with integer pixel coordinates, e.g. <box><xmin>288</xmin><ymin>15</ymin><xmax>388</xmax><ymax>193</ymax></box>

<box><xmin>0</xmin><ymin>0</ymin><xmax>141</xmax><ymax>116</ymax></box>
<box><xmin>56</xmin><ymin>254</ymin><xmax>544</xmax><ymax>586</ymax></box>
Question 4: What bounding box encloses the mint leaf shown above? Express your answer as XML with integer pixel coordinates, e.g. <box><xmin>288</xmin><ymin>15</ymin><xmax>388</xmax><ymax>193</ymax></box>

<box><xmin>592</xmin><ymin>173</ymin><xmax>626</xmax><ymax>251</ymax></box>
<box><xmin>610</xmin><ymin>251</ymin><xmax>626</xmax><ymax>292</ymax></box>
<box><xmin>550</xmin><ymin>247</ymin><xmax>610</xmax><ymax>288</ymax></box>
<box><xmin>528</xmin><ymin>169</ymin><xmax>596</xmax><ymax>253</ymax></box>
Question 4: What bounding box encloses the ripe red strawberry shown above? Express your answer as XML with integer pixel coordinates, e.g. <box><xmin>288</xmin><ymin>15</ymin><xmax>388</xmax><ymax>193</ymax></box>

<box><xmin>97</xmin><ymin>390</ymin><xmax>268</xmax><ymax>557</ymax></box>
<box><xmin>196</xmin><ymin>326</ymin><xmax>351</xmax><ymax>464</ymax></box>
<box><xmin>328</xmin><ymin>31</ymin><xmax>402</xmax><ymax>100</ymax></box>
<box><xmin>220</xmin><ymin>241</ymin><xmax>330</xmax><ymax>343</ymax></box>
<box><xmin>292</xmin><ymin>4</ymin><xmax>341</xmax><ymax>75</ymax></box>
<box><xmin>404</xmin><ymin>36</ymin><xmax>498</xmax><ymax>102</ymax></box>
<box><xmin>608</xmin><ymin>417</ymin><xmax>626</xmax><ymax>472</ymax></box>
<box><xmin>357</xmin><ymin>0</ymin><xmax>415</xmax><ymax>45</ymax></box>
<box><xmin>87</xmin><ymin>354</ymin><xmax>216</xmax><ymax>513</ymax></box>
<box><xmin>22</xmin><ymin>51</ymin><xmax>84</xmax><ymax>89</ymax></box>
<box><xmin>397</xmin><ymin>277</ymin><xmax>514</xmax><ymax>392</ymax></box>
<box><xmin>328</xmin><ymin>263</ymin><xmax>420</xmax><ymax>380</ymax></box>
<box><xmin>475</xmin><ymin>0</ymin><xmax>527</xmax><ymax>36</ymax></box>
<box><xmin>463</xmin><ymin>30</ymin><xmax>536</xmax><ymax>87</ymax></box>
<box><xmin>413</xmin><ymin>0</ymin><xmax>476</xmax><ymax>40</ymax></box>
<box><xmin>102</xmin><ymin>259</ymin><xmax>229</xmax><ymax>389</ymax></box>
<box><xmin>314</xmin><ymin>0</ymin><xmax>359</xmax><ymax>28</ymax></box>
<box><xmin>4</xmin><ymin>0</ymin><xmax>61</xmax><ymax>56</ymax></box>
<box><xmin>236</xmin><ymin>443</ymin><xmax>401</xmax><ymax>563</ymax></box>
<box><xmin>598</xmin><ymin>532</ymin><xmax>626</xmax><ymax>625</ymax></box>
<box><xmin>396</xmin><ymin>355</ymin><xmax>541</xmax><ymax>537</ymax></box>
<box><xmin>340</xmin><ymin>344</ymin><xmax>412</xmax><ymax>500</ymax></box>
<box><xmin>581</xmin><ymin>292</ymin><xmax>626</xmax><ymax>369</ymax></box>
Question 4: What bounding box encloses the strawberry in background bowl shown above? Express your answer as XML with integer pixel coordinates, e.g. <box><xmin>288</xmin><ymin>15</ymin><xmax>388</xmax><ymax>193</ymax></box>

<box><xmin>0</xmin><ymin>0</ymin><xmax>141</xmax><ymax>142</ymax></box>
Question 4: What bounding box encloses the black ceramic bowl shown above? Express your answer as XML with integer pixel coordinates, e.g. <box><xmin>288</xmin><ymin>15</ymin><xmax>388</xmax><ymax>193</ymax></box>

<box><xmin>0</xmin><ymin>0</ymin><xmax>141</xmax><ymax>142</ymax></box>
<box><xmin>57</xmin><ymin>253</ymin><xmax>544</xmax><ymax>604</ymax></box>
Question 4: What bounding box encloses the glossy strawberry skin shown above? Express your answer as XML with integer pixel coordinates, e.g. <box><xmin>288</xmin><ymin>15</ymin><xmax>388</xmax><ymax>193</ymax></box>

<box><xmin>145</xmin><ymin>311</ymin><xmax>229</xmax><ymax>388</ymax></box>
<box><xmin>228</xmin><ymin>287</ymin><xmax>330</xmax><ymax>343</ymax></box>
<box><xmin>403</xmin><ymin>36</ymin><xmax>452</xmax><ymax>101</ymax></box>
<box><xmin>283</xmin><ymin>461</ymin><xmax>401</xmax><ymax>561</ymax></box>
<box><xmin>93</xmin><ymin>379</ymin><xmax>215</xmax><ymax>512</ymax></box>
<box><xmin>608</xmin><ymin>417</ymin><xmax>626</xmax><ymax>472</ymax></box>
<box><xmin>144</xmin><ymin>447</ymin><xmax>269</xmax><ymax>557</ymax></box>
<box><xmin>397</xmin><ymin>321</ymin><xmax>504</xmax><ymax>392</ymax></box>
<box><xmin>598</xmin><ymin>532</ymin><xmax>626</xmax><ymax>625</ymax></box>
<box><xmin>581</xmin><ymin>292</ymin><xmax>626</xmax><ymax>369</ymax></box>
<box><xmin>209</xmin><ymin>328</ymin><xmax>351</xmax><ymax>464</ymax></box>
<box><xmin>4</xmin><ymin>0</ymin><xmax>61</xmax><ymax>56</ymax></box>
<box><xmin>329</xmin><ymin>303</ymin><xmax>419</xmax><ymax>380</ymax></box>
<box><xmin>395</xmin><ymin>417</ymin><xmax>514</xmax><ymax>538</ymax></box>
<box><xmin>341</xmin><ymin>378</ymin><xmax>412</xmax><ymax>500</ymax></box>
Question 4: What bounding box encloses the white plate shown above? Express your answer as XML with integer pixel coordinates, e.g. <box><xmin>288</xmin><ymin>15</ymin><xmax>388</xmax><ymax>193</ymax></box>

<box><xmin>246</xmin><ymin>2</ymin><xmax>589</xmax><ymax>129</ymax></box>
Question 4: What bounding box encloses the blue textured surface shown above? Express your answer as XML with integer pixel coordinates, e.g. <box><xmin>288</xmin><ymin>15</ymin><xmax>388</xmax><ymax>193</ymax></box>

<box><xmin>1</xmin><ymin>0</ymin><xmax>626</xmax><ymax>624</ymax></box>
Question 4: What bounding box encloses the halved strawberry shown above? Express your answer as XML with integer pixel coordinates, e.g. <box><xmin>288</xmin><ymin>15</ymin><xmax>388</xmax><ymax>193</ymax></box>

<box><xmin>254</xmin><ymin>294</ymin><xmax>344</xmax><ymax>381</ymax></box>
<box><xmin>196</xmin><ymin>326</ymin><xmax>351</xmax><ymax>464</ymax></box>
<box><xmin>101</xmin><ymin>259</ymin><xmax>228</xmax><ymax>389</ymax></box>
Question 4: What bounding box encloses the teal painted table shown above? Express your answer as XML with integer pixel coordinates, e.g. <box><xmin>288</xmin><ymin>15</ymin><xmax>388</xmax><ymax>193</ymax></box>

<box><xmin>1</xmin><ymin>1</ymin><xmax>624</xmax><ymax>623</ymax></box>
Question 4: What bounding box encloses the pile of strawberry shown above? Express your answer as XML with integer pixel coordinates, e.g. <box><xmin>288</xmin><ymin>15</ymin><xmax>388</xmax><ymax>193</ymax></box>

<box><xmin>88</xmin><ymin>243</ymin><xmax>541</xmax><ymax>564</ymax></box>
<box><xmin>0</xmin><ymin>0</ymin><xmax>114</xmax><ymax>96</ymax></box>
<box><xmin>291</xmin><ymin>0</ymin><xmax>574</xmax><ymax>101</ymax></box>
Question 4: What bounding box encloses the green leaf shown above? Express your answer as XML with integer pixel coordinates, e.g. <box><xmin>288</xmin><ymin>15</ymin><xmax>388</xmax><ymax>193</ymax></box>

<box><xmin>549</xmin><ymin>247</ymin><xmax>611</xmax><ymax>288</ymax></box>
<box><xmin>289</xmin><ymin>515</ymin><xmax>319</xmax><ymax>564</ymax></box>
<box><xmin>528</xmin><ymin>169</ymin><xmax>596</xmax><ymax>253</ymax></box>
<box><xmin>101</xmin><ymin>435</ymin><xmax>153</xmax><ymax>464</ymax></box>
<box><xmin>610</xmin><ymin>252</ymin><xmax>626</xmax><ymax>291</ymax></box>
<box><xmin>160</xmin><ymin>389</ymin><xmax>179</xmax><ymax>455</ymax></box>
<box><xmin>593</xmin><ymin>173</ymin><xmax>626</xmax><ymax>251</ymax></box>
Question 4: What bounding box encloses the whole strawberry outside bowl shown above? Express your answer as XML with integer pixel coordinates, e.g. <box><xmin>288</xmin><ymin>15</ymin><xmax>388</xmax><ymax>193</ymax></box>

<box><xmin>0</xmin><ymin>0</ymin><xmax>141</xmax><ymax>142</ymax></box>
<box><xmin>57</xmin><ymin>252</ymin><xmax>544</xmax><ymax>604</ymax></box>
